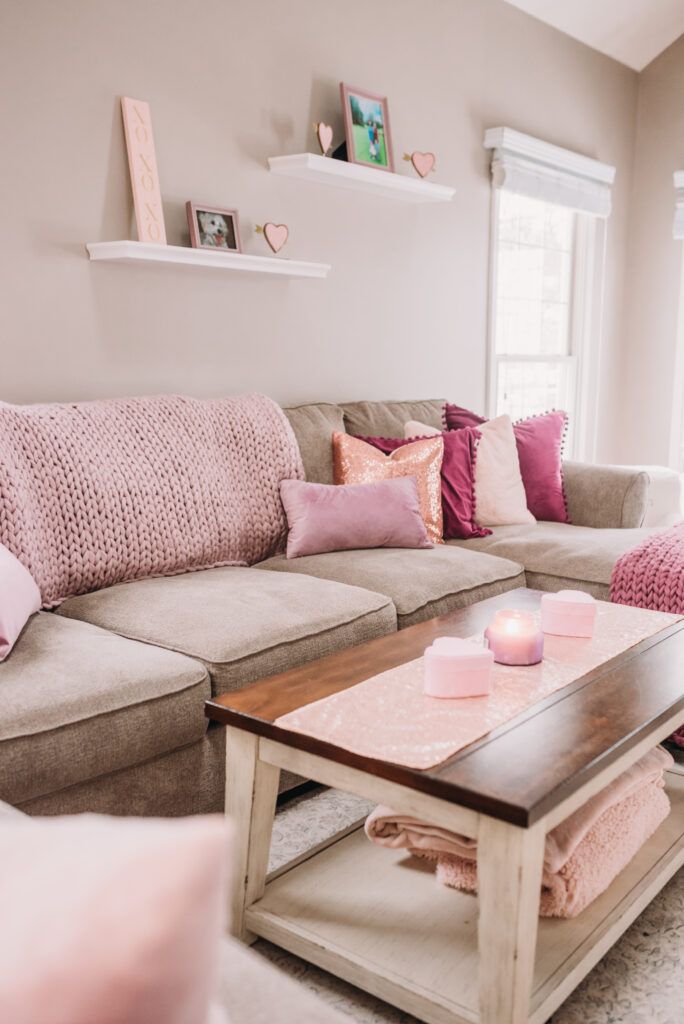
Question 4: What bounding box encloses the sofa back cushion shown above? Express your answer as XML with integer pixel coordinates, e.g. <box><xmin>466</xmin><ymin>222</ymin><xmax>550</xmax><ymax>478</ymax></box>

<box><xmin>340</xmin><ymin>399</ymin><xmax>446</xmax><ymax>439</ymax></box>
<box><xmin>0</xmin><ymin>393</ymin><xmax>303</xmax><ymax>606</ymax></box>
<box><xmin>283</xmin><ymin>403</ymin><xmax>345</xmax><ymax>484</ymax></box>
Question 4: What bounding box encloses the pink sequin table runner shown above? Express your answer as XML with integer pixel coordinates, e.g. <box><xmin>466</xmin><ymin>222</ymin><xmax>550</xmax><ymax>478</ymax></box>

<box><xmin>275</xmin><ymin>602</ymin><xmax>681</xmax><ymax>770</ymax></box>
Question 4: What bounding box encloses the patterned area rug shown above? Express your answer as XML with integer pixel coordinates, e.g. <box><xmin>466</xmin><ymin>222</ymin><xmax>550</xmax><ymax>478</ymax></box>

<box><xmin>257</xmin><ymin>785</ymin><xmax>684</xmax><ymax>1024</ymax></box>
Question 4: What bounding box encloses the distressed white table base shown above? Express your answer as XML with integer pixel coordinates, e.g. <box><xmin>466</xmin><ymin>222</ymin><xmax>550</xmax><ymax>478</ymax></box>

<box><xmin>224</xmin><ymin>726</ymin><xmax>684</xmax><ymax>1024</ymax></box>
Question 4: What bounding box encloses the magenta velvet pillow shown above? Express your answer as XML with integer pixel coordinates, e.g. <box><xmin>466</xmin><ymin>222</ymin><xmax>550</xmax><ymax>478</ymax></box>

<box><xmin>444</xmin><ymin>405</ymin><xmax>569</xmax><ymax>523</ymax></box>
<box><xmin>355</xmin><ymin>429</ymin><xmax>491</xmax><ymax>540</ymax></box>
<box><xmin>280</xmin><ymin>477</ymin><xmax>431</xmax><ymax>558</ymax></box>
<box><xmin>0</xmin><ymin>543</ymin><xmax>41</xmax><ymax>661</ymax></box>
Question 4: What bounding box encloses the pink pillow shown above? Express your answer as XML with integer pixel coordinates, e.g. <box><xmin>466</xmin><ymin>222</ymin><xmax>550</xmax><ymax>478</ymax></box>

<box><xmin>280</xmin><ymin>477</ymin><xmax>431</xmax><ymax>557</ymax></box>
<box><xmin>0</xmin><ymin>814</ymin><xmax>229</xmax><ymax>1024</ymax></box>
<box><xmin>0</xmin><ymin>543</ymin><xmax>41</xmax><ymax>661</ymax></box>
<box><xmin>356</xmin><ymin>430</ymin><xmax>491</xmax><ymax>540</ymax></box>
<box><xmin>444</xmin><ymin>405</ymin><xmax>569</xmax><ymax>523</ymax></box>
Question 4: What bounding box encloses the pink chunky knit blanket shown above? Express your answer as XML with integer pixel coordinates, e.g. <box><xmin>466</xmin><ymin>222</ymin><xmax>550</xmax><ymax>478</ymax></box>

<box><xmin>611</xmin><ymin>524</ymin><xmax>684</xmax><ymax>613</ymax></box>
<box><xmin>0</xmin><ymin>393</ymin><xmax>303</xmax><ymax>607</ymax></box>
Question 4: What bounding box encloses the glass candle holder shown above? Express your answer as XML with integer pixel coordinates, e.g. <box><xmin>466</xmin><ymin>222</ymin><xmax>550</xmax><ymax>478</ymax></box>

<box><xmin>484</xmin><ymin>609</ymin><xmax>544</xmax><ymax>666</ymax></box>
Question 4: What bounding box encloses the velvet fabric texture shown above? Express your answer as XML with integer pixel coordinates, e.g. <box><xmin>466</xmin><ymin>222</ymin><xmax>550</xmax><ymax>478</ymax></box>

<box><xmin>444</xmin><ymin>404</ymin><xmax>569</xmax><ymax>523</ymax></box>
<box><xmin>354</xmin><ymin>429</ymin><xmax>489</xmax><ymax>541</ymax></box>
<box><xmin>0</xmin><ymin>814</ymin><xmax>230</xmax><ymax>1024</ymax></box>
<box><xmin>0</xmin><ymin>393</ymin><xmax>303</xmax><ymax>607</ymax></box>
<box><xmin>332</xmin><ymin>432</ymin><xmax>444</xmax><ymax>543</ymax></box>
<box><xmin>0</xmin><ymin>543</ymin><xmax>40</xmax><ymax>660</ymax></box>
<box><xmin>280</xmin><ymin>478</ymin><xmax>431</xmax><ymax>558</ymax></box>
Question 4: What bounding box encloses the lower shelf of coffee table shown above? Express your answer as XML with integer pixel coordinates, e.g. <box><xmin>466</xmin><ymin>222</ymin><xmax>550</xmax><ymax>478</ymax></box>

<box><xmin>247</xmin><ymin>774</ymin><xmax>684</xmax><ymax>1024</ymax></box>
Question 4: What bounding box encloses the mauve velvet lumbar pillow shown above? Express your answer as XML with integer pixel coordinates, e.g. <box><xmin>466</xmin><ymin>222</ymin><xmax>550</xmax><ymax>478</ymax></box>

<box><xmin>0</xmin><ymin>814</ymin><xmax>229</xmax><ymax>1024</ymax></box>
<box><xmin>0</xmin><ymin>543</ymin><xmax>41</xmax><ymax>661</ymax></box>
<box><xmin>366</xmin><ymin>426</ymin><xmax>492</xmax><ymax>541</ymax></box>
<box><xmin>333</xmin><ymin>432</ymin><xmax>444</xmax><ymax>543</ymax></box>
<box><xmin>281</xmin><ymin>477</ymin><xmax>431</xmax><ymax>558</ymax></box>
<box><xmin>444</xmin><ymin>404</ymin><xmax>569</xmax><ymax>523</ymax></box>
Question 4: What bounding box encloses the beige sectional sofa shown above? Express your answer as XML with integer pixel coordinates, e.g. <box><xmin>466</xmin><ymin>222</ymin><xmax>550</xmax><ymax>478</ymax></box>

<box><xmin>0</xmin><ymin>397</ymin><xmax>678</xmax><ymax>819</ymax></box>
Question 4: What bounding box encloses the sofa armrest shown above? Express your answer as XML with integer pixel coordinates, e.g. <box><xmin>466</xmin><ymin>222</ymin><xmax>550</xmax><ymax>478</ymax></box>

<box><xmin>562</xmin><ymin>462</ymin><xmax>680</xmax><ymax>528</ymax></box>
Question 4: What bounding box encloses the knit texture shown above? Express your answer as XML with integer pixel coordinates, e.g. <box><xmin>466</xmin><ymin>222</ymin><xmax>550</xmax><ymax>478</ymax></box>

<box><xmin>0</xmin><ymin>393</ymin><xmax>303</xmax><ymax>607</ymax></box>
<box><xmin>611</xmin><ymin>523</ymin><xmax>684</xmax><ymax>612</ymax></box>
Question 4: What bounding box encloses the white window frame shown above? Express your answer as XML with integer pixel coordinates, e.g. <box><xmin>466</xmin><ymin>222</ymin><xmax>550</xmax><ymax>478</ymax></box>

<box><xmin>484</xmin><ymin>128</ymin><xmax>614</xmax><ymax>462</ymax></box>
<box><xmin>668</xmin><ymin>171</ymin><xmax>684</xmax><ymax>471</ymax></box>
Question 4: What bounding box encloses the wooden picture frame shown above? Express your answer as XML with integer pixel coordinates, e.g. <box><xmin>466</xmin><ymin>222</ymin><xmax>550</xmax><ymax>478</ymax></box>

<box><xmin>186</xmin><ymin>202</ymin><xmax>242</xmax><ymax>252</ymax></box>
<box><xmin>340</xmin><ymin>83</ymin><xmax>394</xmax><ymax>173</ymax></box>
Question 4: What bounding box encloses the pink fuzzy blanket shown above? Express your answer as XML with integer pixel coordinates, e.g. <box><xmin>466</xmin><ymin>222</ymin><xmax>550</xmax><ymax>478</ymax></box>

<box><xmin>0</xmin><ymin>393</ymin><xmax>303</xmax><ymax>607</ymax></box>
<box><xmin>365</xmin><ymin>747</ymin><xmax>672</xmax><ymax>918</ymax></box>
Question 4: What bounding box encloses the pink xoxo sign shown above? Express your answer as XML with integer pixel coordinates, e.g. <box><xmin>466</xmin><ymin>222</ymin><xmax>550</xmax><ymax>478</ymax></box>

<box><xmin>121</xmin><ymin>97</ymin><xmax>167</xmax><ymax>244</ymax></box>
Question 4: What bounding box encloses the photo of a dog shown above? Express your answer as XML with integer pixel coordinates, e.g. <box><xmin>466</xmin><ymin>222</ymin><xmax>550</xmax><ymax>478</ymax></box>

<box><xmin>186</xmin><ymin>203</ymin><xmax>241</xmax><ymax>252</ymax></box>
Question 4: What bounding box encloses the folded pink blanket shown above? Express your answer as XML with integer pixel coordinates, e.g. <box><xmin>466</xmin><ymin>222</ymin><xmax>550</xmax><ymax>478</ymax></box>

<box><xmin>365</xmin><ymin>746</ymin><xmax>672</xmax><ymax>918</ymax></box>
<box><xmin>437</xmin><ymin>781</ymin><xmax>670</xmax><ymax>918</ymax></box>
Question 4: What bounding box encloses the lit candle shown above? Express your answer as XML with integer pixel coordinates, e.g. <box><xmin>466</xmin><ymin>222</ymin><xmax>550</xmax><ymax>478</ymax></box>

<box><xmin>423</xmin><ymin>637</ymin><xmax>494</xmax><ymax>698</ymax></box>
<box><xmin>484</xmin><ymin>609</ymin><xmax>544</xmax><ymax>666</ymax></box>
<box><xmin>541</xmin><ymin>590</ymin><xmax>597</xmax><ymax>638</ymax></box>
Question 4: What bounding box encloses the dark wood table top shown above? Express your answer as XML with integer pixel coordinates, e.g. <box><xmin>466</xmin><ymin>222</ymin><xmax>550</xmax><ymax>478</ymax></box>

<box><xmin>205</xmin><ymin>588</ymin><xmax>684</xmax><ymax>826</ymax></box>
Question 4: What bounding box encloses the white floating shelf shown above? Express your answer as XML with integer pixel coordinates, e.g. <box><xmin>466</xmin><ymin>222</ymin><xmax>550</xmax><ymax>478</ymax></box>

<box><xmin>268</xmin><ymin>152</ymin><xmax>455</xmax><ymax>204</ymax></box>
<box><xmin>86</xmin><ymin>240</ymin><xmax>330</xmax><ymax>279</ymax></box>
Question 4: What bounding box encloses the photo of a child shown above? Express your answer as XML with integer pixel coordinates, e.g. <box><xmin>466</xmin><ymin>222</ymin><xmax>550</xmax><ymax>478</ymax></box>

<box><xmin>340</xmin><ymin>84</ymin><xmax>393</xmax><ymax>171</ymax></box>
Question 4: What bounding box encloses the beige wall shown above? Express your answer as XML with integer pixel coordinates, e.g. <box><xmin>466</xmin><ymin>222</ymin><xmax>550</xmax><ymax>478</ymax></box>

<box><xmin>618</xmin><ymin>34</ymin><xmax>684</xmax><ymax>465</ymax></box>
<box><xmin>1</xmin><ymin>0</ymin><xmax>637</xmax><ymax>458</ymax></box>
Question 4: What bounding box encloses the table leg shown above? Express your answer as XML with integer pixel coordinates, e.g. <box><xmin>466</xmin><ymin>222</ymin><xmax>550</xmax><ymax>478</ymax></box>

<box><xmin>225</xmin><ymin>726</ymin><xmax>280</xmax><ymax>943</ymax></box>
<box><xmin>477</xmin><ymin>816</ymin><xmax>545</xmax><ymax>1024</ymax></box>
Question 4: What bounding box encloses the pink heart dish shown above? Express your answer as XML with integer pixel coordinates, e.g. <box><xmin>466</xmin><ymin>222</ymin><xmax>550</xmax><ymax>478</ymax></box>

<box><xmin>316</xmin><ymin>122</ymin><xmax>333</xmax><ymax>155</ymax></box>
<box><xmin>411</xmin><ymin>151</ymin><xmax>436</xmax><ymax>178</ymax></box>
<box><xmin>541</xmin><ymin>589</ymin><xmax>597</xmax><ymax>638</ymax></box>
<box><xmin>263</xmin><ymin>222</ymin><xmax>289</xmax><ymax>254</ymax></box>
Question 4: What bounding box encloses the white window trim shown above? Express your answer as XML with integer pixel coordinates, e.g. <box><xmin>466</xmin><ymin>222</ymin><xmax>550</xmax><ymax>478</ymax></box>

<box><xmin>668</xmin><ymin>172</ymin><xmax>684</xmax><ymax>469</ymax></box>
<box><xmin>485</xmin><ymin>128</ymin><xmax>614</xmax><ymax>461</ymax></box>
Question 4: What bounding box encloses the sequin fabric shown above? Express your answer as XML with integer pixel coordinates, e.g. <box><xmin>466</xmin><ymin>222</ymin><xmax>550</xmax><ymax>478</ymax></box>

<box><xmin>332</xmin><ymin>431</ymin><xmax>444</xmax><ymax>543</ymax></box>
<box><xmin>275</xmin><ymin>602</ymin><xmax>681</xmax><ymax>769</ymax></box>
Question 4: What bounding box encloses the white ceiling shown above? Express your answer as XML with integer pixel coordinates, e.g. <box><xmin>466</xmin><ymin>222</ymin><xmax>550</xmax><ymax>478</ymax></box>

<box><xmin>502</xmin><ymin>0</ymin><xmax>684</xmax><ymax>71</ymax></box>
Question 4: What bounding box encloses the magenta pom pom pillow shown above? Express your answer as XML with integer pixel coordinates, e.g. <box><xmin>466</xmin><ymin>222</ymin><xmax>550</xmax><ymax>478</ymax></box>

<box><xmin>0</xmin><ymin>543</ymin><xmax>41</xmax><ymax>661</ymax></box>
<box><xmin>356</xmin><ymin>428</ymin><xmax>491</xmax><ymax>540</ymax></box>
<box><xmin>444</xmin><ymin>404</ymin><xmax>569</xmax><ymax>523</ymax></box>
<box><xmin>280</xmin><ymin>478</ymin><xmax>431</xmax><ymax>558</ymax></box>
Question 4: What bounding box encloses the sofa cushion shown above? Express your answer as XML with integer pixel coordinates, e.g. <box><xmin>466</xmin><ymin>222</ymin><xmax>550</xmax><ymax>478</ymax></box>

<box><xmin>451</xmin><ymin>523</ymin><xmax>662</xmax><ymax>599</ymax></box>
<box><xmin>256</xmin><ymin>547</ymin><xmax>525</xmax><ymax>628</ymax></box>
<box><xmin>283</xmin><ymin>403</ymin><xmax>346</xmax><ymax>484</ymax></box>
<box><xmin>57</xmin><ymin>567</ymin><xmax>397</xmax><ymax>695</ymax></box>
<box><xmin>0</xmin><ymin>613</ymin><xmax>209</xmax><ymax>806</ymax></box>
<box><xmin>340</xmin><ymin>399</ymin><xmax>446</xmax><ymax>438</ymax></box>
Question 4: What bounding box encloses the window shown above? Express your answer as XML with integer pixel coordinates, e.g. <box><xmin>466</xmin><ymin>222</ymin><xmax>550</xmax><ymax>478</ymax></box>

<box><xmin>489</xmin><ymin>191</ymin><xmax>586</xmax><ymax>452</ymax></box>
<box><xmin>484</xmin><ymin>128</ymin><xmax>615</xmax><ymax>461</ymax></box>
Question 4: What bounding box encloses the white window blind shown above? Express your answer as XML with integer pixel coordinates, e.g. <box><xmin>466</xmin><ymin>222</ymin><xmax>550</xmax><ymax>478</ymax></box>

<box><xmin>484</xmin><ymin>127</ymin><xmax>616</xmax><ymax>219</ymax></box>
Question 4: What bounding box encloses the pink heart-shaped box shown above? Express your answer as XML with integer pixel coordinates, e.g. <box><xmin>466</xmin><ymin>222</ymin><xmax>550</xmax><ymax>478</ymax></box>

<box><xmin>317</xmin><ymin>122</ymin><xmax>333</xmax><ymax>155</ymax></box>
<box><xmin>424</xmin><ymin>637</ymin><xmax>493</xmax><ymax>699</ymax></box>
<box><xmin>263</xmin><ymin>223</ymin><xmax>289</xmax><ymax>254</ymax></box>
<box><xmin>411</xmin><ymin>151</ymin><xmax>436</xmax><ymax>178</ymax></box>
<box><xmin>541</xmin><ymin>590</ymin><xmax>597</xmax><ymax>638</ymax></box>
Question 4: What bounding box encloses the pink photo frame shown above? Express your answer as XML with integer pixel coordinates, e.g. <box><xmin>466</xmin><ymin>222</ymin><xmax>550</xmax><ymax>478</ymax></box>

<box><xmin>340</xmin><ymin>82</ymin><xmax>394</xmax><ymax>173</ymax></box>
<box><xmin>186</xmin><ymin>202</ymin><xmax>242</xmax><ymax>252</ymax></box>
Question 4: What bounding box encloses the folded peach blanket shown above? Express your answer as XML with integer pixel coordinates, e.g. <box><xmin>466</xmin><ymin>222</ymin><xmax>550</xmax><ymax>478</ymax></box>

<box><xmin>365</xmin><ymin>746</ymin><xmax>672</xmax><ymax>918</ymax></box>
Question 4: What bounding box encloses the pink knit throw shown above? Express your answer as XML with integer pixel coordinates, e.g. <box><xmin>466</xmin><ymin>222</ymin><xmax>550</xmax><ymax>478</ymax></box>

<box><xmin>0</xmin><ymin>393</ymin><xmax>303</xmax><ymax>607</ymax></box>
<box><xmin>611</xmin><ymin>523</ymin><xmax>684</xmax><ymax>613</ymax></box>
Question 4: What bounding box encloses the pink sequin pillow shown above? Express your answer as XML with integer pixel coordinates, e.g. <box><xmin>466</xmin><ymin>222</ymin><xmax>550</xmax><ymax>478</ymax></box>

<box><xmin>356</xmin><ymin>429</ymin><xmax>491</xmax><ymax>540</ymax></box>
<box><xmin>281</xmin><ymin>478</ymin><xmax>431</xmax><ymax>558</ymax></box>
<box><xmin>0</xmin><ymin>543</ymin><xmax>41</xmax><ymax>661</ymax></box>
<box><xmin>444</xmin><ymin>405</ymin><xmax>569</xmax><ymax>523</ymax></box>
<box><xmin>0</xmin><ymin>814</ymin><xmax>229</xmax><ymax>1024</ymax></box>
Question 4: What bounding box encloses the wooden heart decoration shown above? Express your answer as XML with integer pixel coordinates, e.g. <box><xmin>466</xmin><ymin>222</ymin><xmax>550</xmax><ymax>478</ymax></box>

<box><xmin>316</xmin><ymin>122</ymin><xmax>333</xmax><ymax>155</ymax></box>
<box><xmin>263</xmin><ymin>222</ymin><xmax>289</xmax><ymax>254</ymax></box>
<box><xmin>411</xmin><ymin>151</ymin><xmax>436</xmax><ymax>178</ymax></box>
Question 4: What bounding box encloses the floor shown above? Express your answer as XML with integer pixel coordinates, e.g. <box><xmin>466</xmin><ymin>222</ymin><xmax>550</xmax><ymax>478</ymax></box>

<box><xmin>255</xmin><ymin>785</ymin><xmax>684</xmax><ymax>1024</ymax></box>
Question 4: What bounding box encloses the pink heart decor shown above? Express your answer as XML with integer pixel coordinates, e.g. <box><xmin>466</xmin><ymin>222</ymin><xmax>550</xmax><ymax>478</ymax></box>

<box><xmin>411</xmin><ymin>151</ymin><xmax>436</xmax><ymax>178</ymax></box>
<box><xmin>316</xmin><ymin>122</ymin><xmax>333</xmax><ymax>155</ymax></box>
<box><xmin>263</xmin><ymin>222</ymin><xmax>289</xmax><ymax>254</ymax></box>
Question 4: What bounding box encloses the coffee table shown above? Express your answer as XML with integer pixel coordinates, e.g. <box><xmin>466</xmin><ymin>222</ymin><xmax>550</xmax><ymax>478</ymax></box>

<box><xmin>205</xmin><ymin>588</ymin><xmax>684</xmax><ymax>1024</ymax></box>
